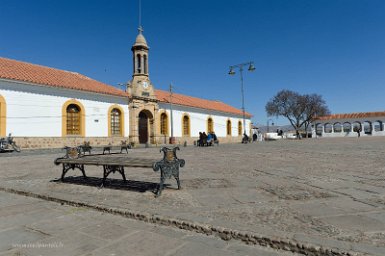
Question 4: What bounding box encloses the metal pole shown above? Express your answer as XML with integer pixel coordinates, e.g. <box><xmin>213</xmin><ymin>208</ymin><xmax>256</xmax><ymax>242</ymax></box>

<box><xmin>239</xmin><ymin>66</ymin><xmax>246</xmax><ymax>136</ymax></box>
<box><xmin>169</xmin><ymin>83</ymin><xmax>174</xmax><ymax>144</ymax></box>
<box><xmin>267</xmin><ymin>119</ymin><xmax>274</xmax><ymax>133</ymax></box>
<box><xmin>138</xmin><ymin>0</ymin><xmax>142</xmax><ymax>28</ymax></box>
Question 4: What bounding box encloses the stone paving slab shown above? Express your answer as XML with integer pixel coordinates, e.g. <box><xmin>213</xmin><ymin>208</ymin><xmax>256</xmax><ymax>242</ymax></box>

<box><xmin>1</xmin><ymin>137</ymin><xmax>385</xmax><ymax>255</ymax></box>
<box><xmin>0</xmin><ymin>192</ymin><xmax>296</xmax><ymax>256</ymax></box>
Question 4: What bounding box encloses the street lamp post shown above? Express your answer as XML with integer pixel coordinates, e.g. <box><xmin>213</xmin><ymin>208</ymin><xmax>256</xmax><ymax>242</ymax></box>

<box><xmin>169</xmin><ymin>83</ymin><xmax>175</xmax><ymax>144</ymax></box>
<box><xmin>267</xmin><ymin>118</ymin><xmax>274</xmax><ymax>133</ymax></box>
<box><xmin>228</xmin><ymin>62</ymin><xmax>255</xmax><ymax>138</ymax></box>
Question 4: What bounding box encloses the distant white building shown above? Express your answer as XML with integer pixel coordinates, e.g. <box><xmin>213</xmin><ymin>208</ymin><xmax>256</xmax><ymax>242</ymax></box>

<box><xmin>312</xmin><ymin>111</ymin><xmax>385</xmax><ymax>138</ymax></box>
<box><xmin>0</xmin><ymin>27</ymin><xmax>252</xmax><ymax>148</ymax></box>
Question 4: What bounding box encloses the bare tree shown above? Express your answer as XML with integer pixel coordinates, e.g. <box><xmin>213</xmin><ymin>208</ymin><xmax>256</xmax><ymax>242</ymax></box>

<box><xmin>302</xmin><ymin>94</ymin><xmax>330</xmax><ymax>137</ymax></box>
<box><xmin>265</xmin><ymin>90</ymin><xmax>330</xmax><ymax>138</ymax></box>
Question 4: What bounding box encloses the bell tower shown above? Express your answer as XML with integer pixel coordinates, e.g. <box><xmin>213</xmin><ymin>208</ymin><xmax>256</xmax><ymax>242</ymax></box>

<box><xmin>128</xmin><ymin>26</ymin><xmax>156</xmax><ymax>100</ymax></box>
<box><xmin>128</xmin><ymin>25</ymin><xmax>158</xmax><ymax>145</ymax></box>
<box><xmin>132</xmin><ymin>26</ymin><xmax>148</xmax><ymax>77</ymax></box>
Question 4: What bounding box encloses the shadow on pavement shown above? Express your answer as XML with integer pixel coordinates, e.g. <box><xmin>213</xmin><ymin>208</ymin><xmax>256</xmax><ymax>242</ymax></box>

<box><xmin>51</xmin><ymin>176</ymin><xmax>167</xmax><ymax>194</ymax></box>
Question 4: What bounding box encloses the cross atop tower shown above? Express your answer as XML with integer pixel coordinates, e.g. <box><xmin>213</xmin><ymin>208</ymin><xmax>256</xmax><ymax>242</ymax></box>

<box><xmin>138</xmin><ymin>26</ymin><xmax>144</xmax><ymax>34</ymax></box>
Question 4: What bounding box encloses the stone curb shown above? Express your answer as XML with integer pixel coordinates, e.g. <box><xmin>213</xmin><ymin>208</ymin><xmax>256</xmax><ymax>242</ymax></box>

<box><xmin>0</xmin><ymin>186</ymin><xmax>359</xmax><ymax>256</ymax></box>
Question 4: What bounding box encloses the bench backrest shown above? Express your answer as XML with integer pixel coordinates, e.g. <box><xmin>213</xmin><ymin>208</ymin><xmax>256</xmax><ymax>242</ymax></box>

<box><xmin>64</xmin><ymin>147</ymin><xmax>81</xmax><ymax>159</ymax></box>
<box><xmin>161</xmin><ymin>146</ymin><xmax>180</xmax><ymax>163</ymax></box>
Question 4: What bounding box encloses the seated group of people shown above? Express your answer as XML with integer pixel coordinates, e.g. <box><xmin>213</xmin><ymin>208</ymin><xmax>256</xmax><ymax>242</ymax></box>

<box><xmin>198</xmin><ymin>131</ymin><xmax>218</xmax><ymax>146</ymax></box>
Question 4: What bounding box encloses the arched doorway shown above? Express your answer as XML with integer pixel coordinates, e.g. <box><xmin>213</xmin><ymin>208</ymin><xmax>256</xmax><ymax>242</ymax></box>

<box><xmin>138</xmin><ymin>110</ymin><xmax>154</xmax><ymax>144</ymax></box>
<box><xmin>139</xmin><ymin>111</ymin><xmax>149</xmax><ymax>143</ymax></box>
<box><xmin>363</xmin><ymin>121</ymin><xmax>372</xmax><ymax>135</ymax></box>
<box><xmin>343</xmin><ymin>122</ymin><xmax>351</xmax><ymax>133</ymax></box>
<box><xmin>374</xmin><ymin>120</ymin><xmax>383</xmax><ymax>132</ymax></box>
<box><xmin>324</xmin><ymin>123</ymin><xmax>332</xmax><ymax>133</ymax></box>
<box><xmin>333</xmin><ymin>122</ymin><xmax>342</xmax><ymax>133</ymax></box>
<box><xmin>315</xmin><ymin>123</ymin><xmax>323</xmax><ymax>136</ymax></box>
<box><xmin>353</xmin><ymin>122</ymin><xmax>362</xmax><ymax>133</ymax></box>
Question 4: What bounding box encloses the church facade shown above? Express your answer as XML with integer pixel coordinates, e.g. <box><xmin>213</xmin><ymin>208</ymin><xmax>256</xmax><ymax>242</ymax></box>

<box><xmin>0</xmin><ymin>29</ymin><xmax>251</xmax><ymax>149</ymax></box>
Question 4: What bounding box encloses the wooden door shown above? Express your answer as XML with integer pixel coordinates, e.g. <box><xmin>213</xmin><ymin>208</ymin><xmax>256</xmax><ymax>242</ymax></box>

<box><xmin>139</xmin><ymin>112</ymin><xmax>148</xmax><ymax>143</ymax></box>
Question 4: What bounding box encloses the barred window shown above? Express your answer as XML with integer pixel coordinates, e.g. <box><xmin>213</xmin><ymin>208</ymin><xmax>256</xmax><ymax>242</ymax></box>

<box><xmin>182</xmin><ymin>115</ymin><xmax>190</xmax><ymax>136</ymax></box>
<box><xmin>66</xmin><ymin>104</ymin><xmax>81</xmax><ymax>135</ymax></box>
<box><xmin>207</xmin><ymin>118</ymin><xmax>213</xmax><ymax>133</ymax></box>
<box><xmin>238</xmin><ymin>121</ymin><xmax>242</xmax><ymax>136</ymax></box>
<box><xmin>160</xmin><ymin>113</ymin><xmax>168</xmax><ymax>135</ymax></box>
<box><xmin>111</xmin><ymin>108</ymin><xmax>121</xmax><ymax>136</ymax></box>
<box><xmin>227</xmin><ymin>120</ymin><xmax>232</xmax><ymax>136</ymax></box>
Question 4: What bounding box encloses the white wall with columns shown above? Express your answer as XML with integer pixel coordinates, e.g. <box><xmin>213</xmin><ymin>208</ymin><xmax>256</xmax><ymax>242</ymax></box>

<box><xmin>312</xmin><ymin>117</ymin><xmax>385</xmax><ymax>138</ymax></box>
<box><xmin>0</xmin><ymin>79</ymin><xmax>129</xmax><ymax>137</ymax></box>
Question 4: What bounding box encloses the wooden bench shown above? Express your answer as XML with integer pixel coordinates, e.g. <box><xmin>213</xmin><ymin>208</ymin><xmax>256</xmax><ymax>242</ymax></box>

<box><xmin>54</xmin><ymin>146</ymin><xmax>185</xmax><ymax>197</ymax></box>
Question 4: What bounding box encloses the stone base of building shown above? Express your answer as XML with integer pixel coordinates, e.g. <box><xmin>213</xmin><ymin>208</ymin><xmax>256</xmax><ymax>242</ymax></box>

<box><xmin>155</xmin><ymin>136</ymin><xmax>244</xmax><ymax>146</ymax></box>
<box><xmin>317</xmin><ymin>131</ymin><xmax>385</xmax><ymax>138</ymax></box>
<box><xmin>13</xmin><ymin>137</ymin><xmax>129</xmax><ymax>149</ymax></box>
<box><xmin>12</xmin><ymin>136</ymin><xmax>246</xmax><ymax>149</ymax></box>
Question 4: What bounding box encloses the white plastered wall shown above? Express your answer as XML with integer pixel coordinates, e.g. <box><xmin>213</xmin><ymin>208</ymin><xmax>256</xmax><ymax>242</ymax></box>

<box><xmin>158</xmin><ymin>103</ymin><xmax>251</xmax><ymax>138</ymax></box>
<box><xmin>0</xmin><ymin>80</ymin><xmax>129</xmax><ymax>137</ymax></box>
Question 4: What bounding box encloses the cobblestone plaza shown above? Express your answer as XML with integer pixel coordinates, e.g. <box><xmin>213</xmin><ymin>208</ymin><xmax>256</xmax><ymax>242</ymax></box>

<box><xmin>1</xmin><ymin>137</ymin><xmax>385</xmax><ymax>255</ymax></box>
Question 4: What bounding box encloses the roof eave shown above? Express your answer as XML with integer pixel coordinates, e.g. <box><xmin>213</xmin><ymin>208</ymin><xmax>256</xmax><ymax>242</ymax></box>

<box><xmin>0</xmin><ymin>78</ymin><xmax>129</xmax><ymax>99</ymax></box>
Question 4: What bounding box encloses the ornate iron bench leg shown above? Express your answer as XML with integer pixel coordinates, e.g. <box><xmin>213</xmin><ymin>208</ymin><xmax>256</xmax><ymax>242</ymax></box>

<box><xmin>118</xmin><ymin>166</ymin><xmax>127</xmax><ymax>181</ymax></box>
<box><xmin>61</xmin><ymin>163</ymin><xmax>86</xmax><ymax>180</ymax></box>
<box><xmin>80</xmin><ymin>165</ymin><xmax>86</xmax><ymax>178</ymax></box>
<box><xmin>102</xmin><ymin>166</ymin><xmax>108</xmax><ymax>187</ymax></box>
<box><xmin>102</xmin><ymin>165</ymin><xmax>126</xmax><ymax>187</ymax></box>
<box><xmin>157</xmin><ymin>173</ymin><xmax>166</xmax><ymax>197</ymax></box>
<box><xmin>174</xmin><ymin>173</ymin><xmax>181</xmax><ymax>190</ymax></box>
<box><xmin>61</xmin><ymin>164</ymin><xmax>69</xmax><ymax>180</ymax></box>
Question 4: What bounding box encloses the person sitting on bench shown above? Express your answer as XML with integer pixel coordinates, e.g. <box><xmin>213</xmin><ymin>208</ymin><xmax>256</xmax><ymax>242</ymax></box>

<box><xmin>207</xmin><ymin>132</ymin><xmax>213</xmax><ymax>146</ymax></box>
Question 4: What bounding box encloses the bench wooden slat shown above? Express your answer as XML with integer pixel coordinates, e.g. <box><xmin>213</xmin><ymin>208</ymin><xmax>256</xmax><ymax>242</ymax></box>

<box><xmin>55</xmin><ymin>155</ymin><xmax>156</xmax><ymax>168</ymax></box>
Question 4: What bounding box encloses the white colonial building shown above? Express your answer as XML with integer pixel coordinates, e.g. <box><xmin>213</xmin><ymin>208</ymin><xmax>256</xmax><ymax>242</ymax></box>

<box><xmin>312</xmin><ymin>112</ymin><xmax>385</xmax><ymax>138</ymax></box>
<box><xmin>0</xmin><ymin>28</ymin><xmax>251</xmax><ymax>149</ymax></box>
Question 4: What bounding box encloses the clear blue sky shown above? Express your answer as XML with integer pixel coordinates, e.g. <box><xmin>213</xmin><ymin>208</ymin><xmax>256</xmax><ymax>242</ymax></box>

<box><xmin>1</xmin><ymin>0</ymin><xmax>384</xmax><ymax>126</ymax></box>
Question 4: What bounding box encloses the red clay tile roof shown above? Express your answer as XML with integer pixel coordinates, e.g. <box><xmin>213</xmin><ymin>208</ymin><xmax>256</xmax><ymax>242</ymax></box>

<box><xmin>316</xmin><ymin>111</ymin><xmax>385</xmax><ymax>121</ymax></box>
<box><xmin>0</xmin><ymin>57</ymin><xmax>128</xmax><ymax>97</ymax></box>
<box><xmin>155</xmin><ymin>89</ymin><xmax>252</xmax><ymax>118</ymax></box>
<box><xmin>0</xmin><ymin>57</ymin><xmax>250</xmax><ymax>117</ymax></box>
